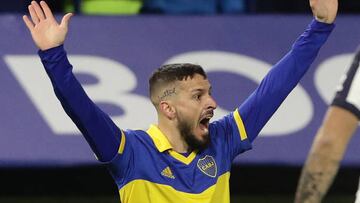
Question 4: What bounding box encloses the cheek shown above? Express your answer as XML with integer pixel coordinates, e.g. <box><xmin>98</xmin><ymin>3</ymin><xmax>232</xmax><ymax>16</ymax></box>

<box><xmin>177</xmin><ymin>109</ymin><xmax>194</xmax><ymax>122</ymax></box>
<box><xmin>175</xmin><ymin>100</ymin><xmax>202</xmax><ymax>120</ymax></box>
<box><xmin>177</xmin><ymin>110</ymin><xmax>198</xmax><ymax>129</ymax></box>
<box><xmin>177</xmin><ymin>102</ymin><xmax>197</xmax><ymax>114</ymax></box>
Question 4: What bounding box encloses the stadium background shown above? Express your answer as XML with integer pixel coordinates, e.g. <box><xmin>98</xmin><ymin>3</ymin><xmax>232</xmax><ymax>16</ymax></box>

<box><xmin>1</xmin><ymin>0</ymin><xmax>360</xmax><ymax>202</ymax></box>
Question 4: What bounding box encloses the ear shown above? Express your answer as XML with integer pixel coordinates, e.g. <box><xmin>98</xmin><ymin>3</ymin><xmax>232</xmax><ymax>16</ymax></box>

<box><xmin>159</xmin><ymin>101</ymin><xmax>176</xmax><ymax>119</ymax></box>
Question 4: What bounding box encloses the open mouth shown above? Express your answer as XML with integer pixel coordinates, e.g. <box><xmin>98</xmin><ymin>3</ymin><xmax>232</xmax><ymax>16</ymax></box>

<box><xmin>200</xmin><ymin>118</ymin><xmax>210</xmax><ymax>128</ymax></box>
<box><xmin>199</xmin><ymin>111</ymin><xmax>213</xmax><ymax>129</ymax></box>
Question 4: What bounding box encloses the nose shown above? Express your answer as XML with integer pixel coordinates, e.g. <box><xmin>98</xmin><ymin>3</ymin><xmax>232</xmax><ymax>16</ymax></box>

<box><xmin>207</xmin><ymin>95</ymin><xmax>217</xmax><ymax>110</ymax></box>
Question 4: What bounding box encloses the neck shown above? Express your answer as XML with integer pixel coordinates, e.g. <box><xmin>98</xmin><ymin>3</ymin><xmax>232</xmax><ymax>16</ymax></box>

<box><xmin>158</xmin><ymin>122</ymin><xmax>189</xmax><ymax>153</ymax></box>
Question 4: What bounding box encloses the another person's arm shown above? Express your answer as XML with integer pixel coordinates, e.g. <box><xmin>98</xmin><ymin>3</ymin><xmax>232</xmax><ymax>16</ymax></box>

<box><xmin>294</xmin><ymin>107</ymin><xmax>358</xmax><ymax>203</ymax></box>
<box><xmin>295</xmin><ymin>47</ymin><xmax>360</xmax><ymax>203</ymax></box>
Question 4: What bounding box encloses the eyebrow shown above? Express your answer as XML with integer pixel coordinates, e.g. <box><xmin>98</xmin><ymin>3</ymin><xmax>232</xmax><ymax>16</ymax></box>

<box><xmin>190</xmin><ymin>86</ymin><xmax>212</xmax><ymax>93</ymax></box>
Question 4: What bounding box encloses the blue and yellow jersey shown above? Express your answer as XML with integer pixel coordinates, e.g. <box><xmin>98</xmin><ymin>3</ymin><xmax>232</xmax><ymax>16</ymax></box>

<box><xmin>38</xmin><ymin>19</ymin><xmax>334</xmax><ymax>203</ymax></box>
<box><xmin>108</xmin><ymin>110</ymin><xmax>250</xmax><ymax>203</ymax></box>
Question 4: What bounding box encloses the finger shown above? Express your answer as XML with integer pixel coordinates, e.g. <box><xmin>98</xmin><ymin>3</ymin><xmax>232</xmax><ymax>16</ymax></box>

<box><xmin>60</xmin><ymin>13</ymin><xmax>73</xmax><ymax>28</ymax></box>
<box><xmin>23</xmin><ymin>15</ymin><xmax>34</xmax><ymax>31</ymax></box>
<box><xmin>40</xmin><ymin>1</ymin><xmax>54</xmax><ymax>20</ymax></box>
<box><xmin>28</xmin><ymin>5</ymin><xmax>39</xmax><ymax>24</ymax></box>
<box><xmin>31</xmin><ymin>1</ymin><xmax>45</xmax><ymax>21</ymax></box>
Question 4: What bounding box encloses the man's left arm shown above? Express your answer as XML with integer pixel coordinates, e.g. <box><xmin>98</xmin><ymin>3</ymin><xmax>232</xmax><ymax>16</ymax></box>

<box><xmin>239</xmin><ymin>0</ymin><xmax>338</xmax><ymax>142</ymax></box>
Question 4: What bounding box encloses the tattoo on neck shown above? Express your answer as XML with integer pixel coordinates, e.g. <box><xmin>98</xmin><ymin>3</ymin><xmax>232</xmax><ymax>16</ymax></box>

<box><xmin>158</xmin><ymin>88</ymin><xmax>176</xmax><ymax>101</ymax></box>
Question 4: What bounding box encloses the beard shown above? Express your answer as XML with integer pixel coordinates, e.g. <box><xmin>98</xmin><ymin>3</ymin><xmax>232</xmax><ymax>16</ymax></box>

<box><xmin>177</xmin><ymin>116</ymin><xmax>210</xmax><ymax>151</ymax></box>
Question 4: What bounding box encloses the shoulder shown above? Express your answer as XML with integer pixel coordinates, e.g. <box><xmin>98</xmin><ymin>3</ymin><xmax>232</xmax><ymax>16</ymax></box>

<box><xmin>123</xmin><ymin>129</ymin><xmax>152</xmax><ymax>143</ymax></box>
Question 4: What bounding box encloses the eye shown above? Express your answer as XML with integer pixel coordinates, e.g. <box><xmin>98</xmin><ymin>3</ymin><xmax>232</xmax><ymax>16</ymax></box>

<box><xmin>208</xmin><ymin>87</ymin><xmax>213</xmax><ymax>96</ymax></box>
<box><xmin>193</xmin><ymin>94</ymin><xmax>201</xmax><ymax>100</ymax></box>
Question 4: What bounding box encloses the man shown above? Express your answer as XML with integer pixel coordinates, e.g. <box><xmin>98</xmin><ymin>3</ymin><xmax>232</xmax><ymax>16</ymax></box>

<box><xmin>23</xmin><ymin>0</ymin><xmax>337</xmax><ymax>202</ymax></box>
<box><xmin>295</xmin><ymin>48</ymin><xmax>360</xmax><ymax>203</ymax></box>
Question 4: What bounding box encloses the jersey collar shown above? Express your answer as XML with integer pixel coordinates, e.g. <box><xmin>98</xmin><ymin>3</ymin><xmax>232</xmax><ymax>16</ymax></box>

<box><xmin>146</xmin><ymin>124</ymin><xmax>197</xmax><ymax>165</ymax></box>
<box><xmin>146</xmin><ymin>124</ymin><xmax>173</xmax><ymax>152</ymax></box>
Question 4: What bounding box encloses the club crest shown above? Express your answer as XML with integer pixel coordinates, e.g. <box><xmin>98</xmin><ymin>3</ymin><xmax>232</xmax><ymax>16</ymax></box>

<box><xmin>197</xmin><ymin>155</ymin><xmax>217</xmax><ymax>178</ymax></box>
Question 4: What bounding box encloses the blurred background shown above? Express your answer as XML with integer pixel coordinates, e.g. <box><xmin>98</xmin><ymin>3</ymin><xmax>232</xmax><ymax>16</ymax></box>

<box><xmin>3</xmin><ymin>0</ymin><xmax>360</xmax><ymax>14</ymax></box>
<box><xmin>1</xmin><ymin>0</ymin><xmax>360</xmax><ymax>203</ymax></box>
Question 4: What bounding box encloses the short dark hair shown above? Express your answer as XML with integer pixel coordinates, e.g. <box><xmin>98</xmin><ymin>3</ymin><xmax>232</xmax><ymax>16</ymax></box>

<box><xmin>149</xmin><ymin>63</ymin><xmax>207</xmax><ymax>104</ymax></box>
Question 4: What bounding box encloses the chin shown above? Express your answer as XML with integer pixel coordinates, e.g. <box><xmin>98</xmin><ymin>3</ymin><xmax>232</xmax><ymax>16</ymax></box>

<box><xmin>178</xmin><ymin>120</ymin><xmax>210</xmax><ymax>151</ymax></box>
<box><xmin>199</xmin><ymin>133</ymin><xmax>209</xmax><ymax>142</ymax></box>
<box><xmin>186</xmin><ymin>132</ymin><xmax>210</xmax><ymax>151</ymax></box>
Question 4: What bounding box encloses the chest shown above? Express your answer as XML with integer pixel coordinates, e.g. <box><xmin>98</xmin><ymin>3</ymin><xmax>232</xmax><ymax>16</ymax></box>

<box><xmin>131</xmin><ymin>147</ymin><xmax>230</xmax><ymax>192</ymax></box>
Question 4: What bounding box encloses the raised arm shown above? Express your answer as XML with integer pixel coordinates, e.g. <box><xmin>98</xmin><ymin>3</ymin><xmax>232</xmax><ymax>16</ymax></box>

<box><xmin>239</xmin><ymin>0</ymin><xmax>337</xmax><ymax>142</ymax></box>
<box><xmin>23</xmin><ymin>1</ymin><xmax>121</xmax><ymax>162</ymax></box>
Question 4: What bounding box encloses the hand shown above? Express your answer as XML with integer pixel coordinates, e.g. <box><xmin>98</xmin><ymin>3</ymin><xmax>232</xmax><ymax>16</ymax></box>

<box><xmin>310</xmin><ymin>0</ymin><xmax>338</xmax><ymax>24</ymax></box>
<box><xmin>23</xmin><ymin>1</ymin><xmax>73</xmax><ymax>51</ymax></box>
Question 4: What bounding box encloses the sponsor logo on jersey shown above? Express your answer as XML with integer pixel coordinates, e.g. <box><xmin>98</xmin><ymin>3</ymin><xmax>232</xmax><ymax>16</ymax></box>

<box><xmin>161</xmin><ymin>166</ymin><xmax>175</xmax><ymax>179</ymax></box>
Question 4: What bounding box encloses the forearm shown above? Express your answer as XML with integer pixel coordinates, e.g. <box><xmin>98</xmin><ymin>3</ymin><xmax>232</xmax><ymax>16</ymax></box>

<box><xmin>240</xmin><ymin>19</ymin><xmax>334</xmax><ymax>142</ymax></box>
<box><xmin>295</xmin><ymin>134</ymin><xmax>343</xmax><ymax>203</ymax></box>
<box><xmin>39</xmin><ymin>45</ymin><xmax>120</xmax><ymax>162</ymax></box>
<box><xmin>265</xmin><ymin>19</ymin><xmax>335</xmax><ymax>96</ymax></box>
<box><xmin>295</xmin><ymin>107</ymin><xmax>357</xmax><ymax>202</ymax></box>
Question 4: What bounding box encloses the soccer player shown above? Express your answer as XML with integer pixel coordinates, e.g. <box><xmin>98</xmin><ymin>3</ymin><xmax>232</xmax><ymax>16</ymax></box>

<box><xmin>295</xmin><ymin>47</ymin><xmax>360</xmax><ymax>203</ymax></box>
<box><xmin>23</xmin><ymin>0</ymin><xmax>337</xmax><ymax>202</ymax></box>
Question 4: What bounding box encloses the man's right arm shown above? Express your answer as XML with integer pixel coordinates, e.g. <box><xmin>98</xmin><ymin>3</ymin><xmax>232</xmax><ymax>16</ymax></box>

<box><xmin>39</xmin><ymin>45</ymin><xmax>121</xmax><ymax>162</ymax></box>
<box><xmin>23</xmin><ymin>1</ymin><xmax>121</xmax><ymax>162</ymax></box>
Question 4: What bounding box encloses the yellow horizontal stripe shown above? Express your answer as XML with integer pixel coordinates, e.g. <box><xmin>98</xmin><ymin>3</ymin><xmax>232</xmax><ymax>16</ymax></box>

<box><xmin>233</xmin><ymin>110</ymin><xmax>248</xmax><ymax>141</ymax></box>
<box><xmin>119</xmin><ymin>172</ymin><xmax>230</xmax><ymax>203</ymax></box>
